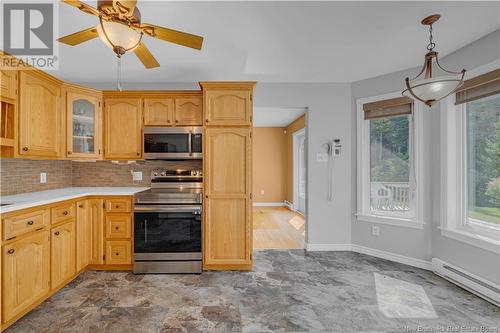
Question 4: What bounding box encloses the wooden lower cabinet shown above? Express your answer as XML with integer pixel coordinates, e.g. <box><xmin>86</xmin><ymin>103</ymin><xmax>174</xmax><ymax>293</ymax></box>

<box><xmin>51</xmin><ymin>221</ymin><xmax>76</xmax><ymax>289</ymax></box>
<box><xmin>76</xmin><ymin>200</ymin><xmax>91</xmax><ymax>271</ymax></box>
<box><xmin>89</xmin><ymin>199</ymin><xmax>104</xmax><ymax>265</ymax></box>
<box><xmin>2</xmin><ymin>230</ymin><xmax>50</xmax><ymax>323</ymax></box>
<box><xmin>105</xmin><ymin>240</ymin><xmax>132</xmax><ymax>265</ymax></box>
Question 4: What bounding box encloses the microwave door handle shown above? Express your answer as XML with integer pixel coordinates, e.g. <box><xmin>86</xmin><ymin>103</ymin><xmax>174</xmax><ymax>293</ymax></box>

<box><xmin>188</xmin><ymin>130</ymin><xmax>192</xmax><ymax>156</ymax></box>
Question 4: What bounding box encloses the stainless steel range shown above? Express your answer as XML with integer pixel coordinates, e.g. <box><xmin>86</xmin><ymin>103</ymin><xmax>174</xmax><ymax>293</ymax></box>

<box><xmin>133</xmin><ymin>169</ymin><xmax>202</xmax><ymax>274</ymax></box>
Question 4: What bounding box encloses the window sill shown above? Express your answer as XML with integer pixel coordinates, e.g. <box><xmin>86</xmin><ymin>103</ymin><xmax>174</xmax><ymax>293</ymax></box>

<box><xmin>439</xmin><ymin>227</ymin><xmax>500</xmax><ymax>253</ymax></box>
<box><xmin>355</xmin><ymin>213</ymin><xmax>424</xmax><ymax>229</ymax></box>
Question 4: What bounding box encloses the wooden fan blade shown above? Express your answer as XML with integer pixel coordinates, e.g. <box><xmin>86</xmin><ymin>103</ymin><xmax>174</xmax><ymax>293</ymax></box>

<box><xmin>58</xmin><ymin>27</ymin><xmax>98</xmax><ymax>46</ymax></box>
<box><xmin>61</xmin><ymin>0</ymin><xmax>101</xmax><ymax>17</ymax></box>
<box><xmin>140</xmin><ymin>23</ymin><xmax>203</xmax><ymax>50</ymax></box>
<box><xmin>134</xmin><ymin>43</ymin><xmax>160</xmax><ymax>69</ymax></box>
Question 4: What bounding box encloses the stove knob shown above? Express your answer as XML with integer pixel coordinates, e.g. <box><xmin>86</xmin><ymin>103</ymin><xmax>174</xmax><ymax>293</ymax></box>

<box><xmin>160</xmin><ymin>172</ymin><xmax>166</xmax><ymax>177</ymax></box>
<box><xmin>153</xmin><ymin>172</ymin><xmax>158</xmax><ymax>177</ymax></box>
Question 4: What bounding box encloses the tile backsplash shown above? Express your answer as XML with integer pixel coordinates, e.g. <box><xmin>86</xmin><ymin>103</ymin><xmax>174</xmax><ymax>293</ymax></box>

<box><xmin>1</xmin><ymin>158</ymin><xmax>202</xmax><ymax>196</ymax></box>
<box><xmin>1</xmin><ymin>158</ymin><xmax>73</xmax><ymax>195</ymax></box>
<box><xmin>71</xmin><ymin>160</ymin><xmax>202</xmax><ymax>187</ymax></box>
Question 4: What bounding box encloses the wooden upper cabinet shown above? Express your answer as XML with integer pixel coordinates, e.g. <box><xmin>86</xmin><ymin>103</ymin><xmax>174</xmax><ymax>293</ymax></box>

<box><xmin>19</xmin><ymin>72</ymin><xmax>61</xmax><ymax>158</ymax></box>
<box><xmin>144</xmin><ymin>98</ymin><xmax>174</xmax><ymax>126</ymax></box>
<box><xmin>51</xmin><ymin>221</ymin><xmax>76</xmax><ymax>289</ymax></box>
<box><xmin>204</xmin><ymin>90</ymin><xmax>252</xmax><ymax>126</ymax></box>
<box><xmin>66</xmin><ymin>91</ymin><xmax>102</xmax><ymax>159</ymax></box>
<box><xmin>104</xmin><ymin>98</ymin><xmax>142</xmax><ymax>159</ymax></box>
<box><xmin>1</xmin><ymin>70</ymin><xmax>18</xmax><ymax>101</ymax></box>
<box><xmin>175</xmin><ymin>97</ymin><xmax>203</xmax><ymax>126</ymax></box>
<box><xmin>2</xmin><ymin>230</ymin><xmax>50</xmax><ymax>323</ymax></box>
<box><xmin>203</xmin><ymin>128</ymin><xmax>252</xmax><ymax>269</ymax></box>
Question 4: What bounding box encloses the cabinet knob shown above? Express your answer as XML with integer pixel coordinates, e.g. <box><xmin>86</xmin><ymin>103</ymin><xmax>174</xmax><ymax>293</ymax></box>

<box><xmin>136</xmin><ymin>152</ymin><xmax>140</xmax><ymax>156</ymax></box>
<box><xmin>67</xmin><ymin>151</ymin><xmax>72</xmax><ymax>155</ymax></box>
<box><xmin>63</xmin><ymin>211</ymin><xmax>69</xmax><ymax>215</ymax></box>
<box><xmin>78</xmin><ymin>204</ymin><xmax>84</xmax><ymax>208</ymax></box>
<box><xmin>22</xmin><ymin>147</ymin><xmax>28</xmax><ymax>151</ymax></box>
<box><xmin>167</xmin><ymin>120</ymin><xmax>171</xmax><ymax>123</ymax></box>
<box><xmin>205</xmin><ymin>195</ymin><xmax>208</xmax><ymax>199</ymax></box>
<box><xmin>54</xmin><ymin>231</ymin><xmax>60</xmax><ymax>236</ymax></box>
<box><xmin>175</xmin><ymin>120</ymin><xmax>179</xmax><ymax>123</ymax></box>
<box><xmin>27</xmin><ymin>220</ymin><xmax>34</xmax><ymax>225</ymax></box>
<box><xmin>205</xmin><ymin>119</ymin><xmax>209</xmax><ymax>123</ymax></box>
<box><xmin>115</xmin><ymin>226</ymin><xmax>119</xmax><ymax>230</ymax></box>
<box><xmin>115</xmin><ymin>205</ymin><xmax>120</xmax><ymax>208</ymax></box>
<box><xmin>7</xmin><ymin>249</ymin><xmax>15</xmax><ymax>254</ymax></box>
<box><xmin>115</xmin><ymin>252</ymin><xmax>119</xmax><ymax>256</ymax></box>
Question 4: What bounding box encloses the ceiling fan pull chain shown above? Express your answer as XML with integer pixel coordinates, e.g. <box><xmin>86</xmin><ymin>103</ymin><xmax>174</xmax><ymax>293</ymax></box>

<box><xmin>117</xmin><ymin>56</ymin><xmax>123</xmax><ymax>91</ymax></box>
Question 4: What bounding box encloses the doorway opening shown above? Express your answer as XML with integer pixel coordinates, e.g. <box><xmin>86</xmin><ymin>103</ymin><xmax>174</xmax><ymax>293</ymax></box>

<box><xmin>252</xmin><ymin>107</ymin><xmax>307</xmax><ymax>250</ymax></box>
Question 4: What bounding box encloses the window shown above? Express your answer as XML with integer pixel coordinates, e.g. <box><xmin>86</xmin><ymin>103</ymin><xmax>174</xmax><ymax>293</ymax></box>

<box><xmin>440</xmin><ymin>66</ymin><xmax>500</xmax><ymax>251</ymax></box>
<box><xmin>465</xmin><ymin>94</ymin><xmax>500</xmax><ymax>229</ymax></box>
<box><xmin>357</xmin><ymin>94</ymin><xmax>424</xmax><ymax>228</ymax></box>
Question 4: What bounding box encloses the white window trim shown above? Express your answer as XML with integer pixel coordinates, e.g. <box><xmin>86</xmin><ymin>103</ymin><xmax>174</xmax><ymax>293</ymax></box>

<box><xmin>356</xmin><ymin>91</ymin><xmax>425</xmax><ymax>229</ymax></box>
<box><xmin>439</xmin><ymin>60</ymin><xmax>500</xmax><ymax>253</ymax></box>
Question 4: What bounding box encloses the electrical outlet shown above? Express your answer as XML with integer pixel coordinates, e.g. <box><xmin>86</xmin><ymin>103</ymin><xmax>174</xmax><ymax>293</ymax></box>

<box><xmin>260</xmin><ymin>189</ymin><xmax>265</xmax><ymax>195</ymax></box>
<box><xmin>132</xmin><ymin>171</ymin><xmax>143</xmax><ymax>181</ymax></box>
<box><xmin>40</xmin><ymin>173</ymin><xmax>47</xmax><ymax>184</ymax></box>
<box><xmin>372</xmin><ymin>225</ymin><xmax>380</xmax><ymax>236</ymax></box>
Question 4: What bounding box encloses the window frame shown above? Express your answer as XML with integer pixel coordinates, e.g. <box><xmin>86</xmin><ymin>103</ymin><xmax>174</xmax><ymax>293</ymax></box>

<box><xmin>439</xmin><ymin>60</ymin><xmax>500</xmax><ymax>252</ymax></box>
<box><xmin>356</xmin><ymin>92</ymin><xmax>425</xmax><ymax>229</ymax></box>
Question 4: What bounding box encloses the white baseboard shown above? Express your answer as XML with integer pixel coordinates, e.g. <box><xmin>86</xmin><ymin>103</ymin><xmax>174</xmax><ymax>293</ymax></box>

<box><xmin>432</xmin><ymin>258</ymin><xmax>500</xmax><ymax>306</ymax></box>
<box><xmin>351</xmin><ymin>244</ymin><xmax>432</xmax><ymax>270</ymax></box>
<box><xmin>306</xmin><ymin>243</ymin><xmax>352</xmax><ymax>251</ymax></box>
<box><xmin>253</xmin><ymin>202</ymin><xmax>285</xmax><ymax>207</ymax></box>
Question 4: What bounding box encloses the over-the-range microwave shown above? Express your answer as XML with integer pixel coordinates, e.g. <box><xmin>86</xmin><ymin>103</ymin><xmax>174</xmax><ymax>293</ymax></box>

<box><xmin>143</xmin><ymin>127</ymin><xmax>202</xmax><ymax>160</ymax></box>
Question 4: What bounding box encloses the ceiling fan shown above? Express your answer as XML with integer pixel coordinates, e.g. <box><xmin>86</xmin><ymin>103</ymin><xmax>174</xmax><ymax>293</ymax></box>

<box><xmin>58</xmin><ymin>0</ymin><xmax>203</xmax><ymax>88</ymax></box>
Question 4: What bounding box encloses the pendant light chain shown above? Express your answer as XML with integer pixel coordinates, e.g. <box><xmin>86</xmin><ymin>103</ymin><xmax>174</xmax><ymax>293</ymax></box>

<box><xmin>427</xmin><ymin>24</ymin><xmax>436</xmax><ymax>51</ymax></box>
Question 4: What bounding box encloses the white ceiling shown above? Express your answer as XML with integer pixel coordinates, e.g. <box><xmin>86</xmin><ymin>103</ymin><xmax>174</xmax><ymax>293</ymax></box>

<box><xmin>49</xmin><ymin>1</ymin><xmax>500</xmax><ymax>83</ymax></box>
<box><xmin>253</xmin><ymin>107</ymin><xmax>306</xmax><ymax>127</ymax></box>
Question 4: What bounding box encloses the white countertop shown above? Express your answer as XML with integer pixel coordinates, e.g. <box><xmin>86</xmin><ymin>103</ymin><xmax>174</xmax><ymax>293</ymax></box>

<box><xmin>0</xmin><ymin>187</ymin><xmax>149</xmax><ymax>214</ymax></box>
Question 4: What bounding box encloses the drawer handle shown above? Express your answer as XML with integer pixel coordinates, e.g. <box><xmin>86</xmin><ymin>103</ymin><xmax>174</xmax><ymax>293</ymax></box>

<box><xmin>115</xmin><ymin>226</ymin><xmax>119</xmax><ymax>230</ymax></box>
<box><xmin>205</xmin><ymin>119</ymin><xmax>209</xmax><ymax>123</ymax></box>
<box><xmin>115</xmin><ymin>205</ymin><xmax>120</xmax><ymax>208</ymax></box>
<box><xmin>54</xmin><ymin>231</ymin><xmax>60</xmax><ymax>236</ymax></box>
<box><xmin>63</xmin><ymin>211</ymin><xmax>69</xmax><ymax>216</ymax></box>
<box><xmin>115</xmin><ymin>252</ymin><xmax>120</xmax><ymax>256</ymax></box>
<box><xmin>27</xmin><ymin>220</ymin><xmax>34</xmax><ymax>225</ymax></box>
<box><xmin>22</xmin><ymin>147</ymin><xmax>28</xmax><ymax>151</ymax></box>
<box><xmin>7</xmin><ymin>249</ymin><xmax>15</xmax><ymax>254</ymax></box>
<box><xmin>78</xmin><ymin>204</ymin><xmax>84</xmax><ymax>208</ymax></box>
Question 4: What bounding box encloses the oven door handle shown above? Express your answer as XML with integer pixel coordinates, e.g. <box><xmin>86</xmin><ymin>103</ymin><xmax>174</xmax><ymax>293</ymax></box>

<box><xmin>135</xmin><ymin>205</ymin><xmax>202</xmax><ymax>214</ymax></box>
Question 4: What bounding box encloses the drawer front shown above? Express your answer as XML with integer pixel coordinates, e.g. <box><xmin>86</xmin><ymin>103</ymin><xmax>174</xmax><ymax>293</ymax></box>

<box><xmin>105</xmin><ymin>214</ymin><xmax>132</xmax><ymax>239</ymax></box>
<box><xmin>105</xmin><ymin>199</ymin><xmax>132</xmax><ymax>213</ymax></box>
<box><xmin>106</xmin><ymin>240</ymin><xmax>132</xmax><ymax>265</ymax></box>
<box><xmin>3</xmin><ymin>209</ymin><xmax>50</xmax><ymax>240</ymax></box>
<box><xmin>52</xmin><ymin>203</ymin><xmax>75</xmax><ymax>225</ymax></box>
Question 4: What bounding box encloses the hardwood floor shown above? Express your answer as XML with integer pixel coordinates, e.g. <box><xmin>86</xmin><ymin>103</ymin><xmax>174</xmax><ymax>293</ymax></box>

<box><xmin>253</xmin><ymin>206</ymin><xmax>305</xmax><ymax>249</ymax></box>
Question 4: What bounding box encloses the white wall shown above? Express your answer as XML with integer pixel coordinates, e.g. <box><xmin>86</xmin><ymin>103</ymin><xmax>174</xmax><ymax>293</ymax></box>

<box><xmin>254</xmin><ymin>83</ymin><xmax>352</xmax><ymax>248</ymax></box>
<box><xmin>351</xmin><ymin>30</ymin><xmax>500</xmax><ymax>284</ymax></box>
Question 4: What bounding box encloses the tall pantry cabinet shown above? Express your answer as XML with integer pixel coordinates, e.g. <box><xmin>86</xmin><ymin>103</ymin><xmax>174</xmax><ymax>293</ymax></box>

<box><xmin>200</xmin><ymin>82</ymin><xmax>256</xmax><ymax>270</ymax></box>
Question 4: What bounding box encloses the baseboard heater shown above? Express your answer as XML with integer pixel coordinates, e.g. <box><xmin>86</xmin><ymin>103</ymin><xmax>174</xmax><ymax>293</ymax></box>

<box><xmin>432</xmin><ymin>258</ymin><xmax>500</xmax><ymax>306</ymax></box>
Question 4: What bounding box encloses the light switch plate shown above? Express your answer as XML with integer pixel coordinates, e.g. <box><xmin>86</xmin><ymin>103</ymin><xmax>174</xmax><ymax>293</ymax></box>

<box><xmin>316</xmin><ymin>153</ymin><xmax>329</xmax><ymax>162</ymax></box>
<box><xmin>40</xmin><ymin>173</ymin><xmax>47</xmax><ymax>184</ymax></box>
<box><xmin>132</xmin><ymin>171</ymin><xmax>143</xmax><ymax>181</ymax></box>
<box><xmin>372</xmin><ymin>225</ymin><xmax>380</xmax><ymax>236</ymax></box>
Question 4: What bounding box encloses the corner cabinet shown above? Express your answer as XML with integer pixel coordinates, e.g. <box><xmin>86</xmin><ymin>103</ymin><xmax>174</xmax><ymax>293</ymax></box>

<box><xmin>66</xmin><ymin>91</ymin><xmax>102</xmax><ymax>159</ymax></box>
<box><xmin>201</xmin><ymin>82</ymin><xmax>255</xmax><ymax>270</ymax></box>
<box><xmin>103</xmin><ymin>98</ymin><xmax>142</xmax><ymax>160</ymax></box>
<box><xmin>19</xmin><ymin>72</ymin><xmax>61</xmax><ymax>158</ymax></box>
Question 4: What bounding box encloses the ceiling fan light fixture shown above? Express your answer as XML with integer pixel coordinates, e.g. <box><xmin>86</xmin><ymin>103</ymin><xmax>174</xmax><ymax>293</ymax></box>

<box><xmin>402</xmin><ymin>14</ymin><xmax>466</xmax><ymax>107</ymax></box>
<box><xmin>97</xmin><ymin>20</ymin><xmax>142</xmax><ymax>55</ymax></box>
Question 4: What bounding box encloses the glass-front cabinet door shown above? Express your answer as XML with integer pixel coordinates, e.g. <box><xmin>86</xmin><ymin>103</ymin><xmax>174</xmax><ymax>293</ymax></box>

<box><xmin>67</xmin><ymin>92</ymin><xmax>101</xmax><ymax>159</ymax></box>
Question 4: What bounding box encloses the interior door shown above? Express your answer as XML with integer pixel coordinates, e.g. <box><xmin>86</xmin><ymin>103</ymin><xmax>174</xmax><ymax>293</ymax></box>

<box><xmin>104</xmin><ymin>98</ymin><xmax>142</xmax><ymax>159</ymax></box>
<box><xmin>204</xmin><ymin>127</ymin><xmax>252</xmax><ymax>269</ymax></box>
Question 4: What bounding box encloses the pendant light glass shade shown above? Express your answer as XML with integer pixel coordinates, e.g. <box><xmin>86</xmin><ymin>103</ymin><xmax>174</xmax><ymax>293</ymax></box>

<box><xmin>402</xmin><ymin>14</ymin><xmax>466</xmax><ymax>107</ymax></box>
<box><xmin>97</xmin><ymin>20</ymin><xmax>142</xmax><ymax>53</ymax></box>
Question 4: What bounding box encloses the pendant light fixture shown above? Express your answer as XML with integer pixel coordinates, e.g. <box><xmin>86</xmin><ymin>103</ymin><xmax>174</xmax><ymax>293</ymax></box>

<box><xmin>402</xmin><ymin>14</ymin><xmax>466</xmax><ymax>107</ymax></box>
